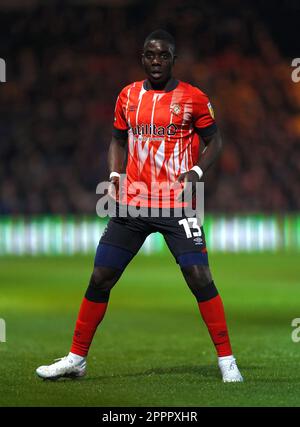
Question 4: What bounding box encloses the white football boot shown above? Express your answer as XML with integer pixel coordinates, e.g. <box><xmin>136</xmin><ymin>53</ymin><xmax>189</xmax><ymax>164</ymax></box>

<box><xmin>36</xmin><ymin>353</ymin><xmax>86</xmax><ymax>380</ymax></box>
<box><xmin>218</xmin><ymin>355</ymin><xmax>243</xmax><ymax>383</ymax></box>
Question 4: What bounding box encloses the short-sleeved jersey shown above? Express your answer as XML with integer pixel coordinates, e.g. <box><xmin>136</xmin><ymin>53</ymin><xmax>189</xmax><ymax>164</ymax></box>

<box><xmin>113</xmin><ymin>79</ymin><xmax>217</xmax><ymax>208</ymax></box>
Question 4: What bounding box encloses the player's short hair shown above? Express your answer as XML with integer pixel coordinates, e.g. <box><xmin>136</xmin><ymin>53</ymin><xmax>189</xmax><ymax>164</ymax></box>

<box><xmin>144</xmin><ymin>29</ymin><xmax>176</xmax><ymax>53</ymax></box>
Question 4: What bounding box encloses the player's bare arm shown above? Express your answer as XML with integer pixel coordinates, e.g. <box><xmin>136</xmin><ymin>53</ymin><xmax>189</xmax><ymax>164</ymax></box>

<box><xmin>198</xmin><ymin>129</ymin><xmax>223</xmax><ymax>173</ymax></box>
<box><xmin>177</xmin><ymin>129</ymin><xmax>222</xmax><ymax>199</ymax></box>
<box><xmin>178</xmin><ymin>129</ymin><xmax>222</xmax><ymax>180</ymax></box>
<box><xmin>108</xmin><ymin>134</ymin><xmax>127</xmax><ymax>198</ymax></box>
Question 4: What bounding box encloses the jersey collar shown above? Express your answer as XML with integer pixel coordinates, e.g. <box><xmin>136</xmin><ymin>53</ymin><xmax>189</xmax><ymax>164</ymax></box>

<box><xmin>143</xmin><ymin>78</ymin><xmax>179</xmax><ymax>92</ymax></box>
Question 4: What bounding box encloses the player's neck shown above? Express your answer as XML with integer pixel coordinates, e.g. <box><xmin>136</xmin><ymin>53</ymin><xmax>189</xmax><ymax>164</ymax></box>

<box><xmin>144</xmin><ymin>76</ymin><xmax>178</xmax><ymax>92</ymax></box>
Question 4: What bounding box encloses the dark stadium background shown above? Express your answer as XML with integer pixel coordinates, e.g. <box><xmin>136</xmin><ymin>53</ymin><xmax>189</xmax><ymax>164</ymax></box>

<box><xmin>0</xmin><ymin>0</ymin><xmax>299</xmax><ymax>214</ymax></box>
<box><xmin>0</xmin><ymin>0</ymin><xmax>300</xmax><ymax>408</ymax></box>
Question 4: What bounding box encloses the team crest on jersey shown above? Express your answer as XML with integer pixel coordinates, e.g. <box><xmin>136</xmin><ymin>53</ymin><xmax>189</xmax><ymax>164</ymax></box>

<box><xmin>207</xmin><ymin>102</ymin><xmax>215</xmax><ymax>119</ymax></box>
<box><xmin>170</xmin><ymin>103</ymin><xmax>181</xmax><ymax>115</ymax></box>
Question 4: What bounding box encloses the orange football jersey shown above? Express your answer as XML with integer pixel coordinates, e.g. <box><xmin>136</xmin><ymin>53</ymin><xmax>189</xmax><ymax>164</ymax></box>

<box><xmin>113</xmin><ymin>79</ymin><xmax>217</xmax><ymax>208</ymax></box>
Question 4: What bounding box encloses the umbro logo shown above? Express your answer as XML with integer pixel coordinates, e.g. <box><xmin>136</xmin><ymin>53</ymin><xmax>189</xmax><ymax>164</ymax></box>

<box><xmin>193</xmin><ymin>237</ymin><xmax>202</xmax><ymax>245</ymax></box>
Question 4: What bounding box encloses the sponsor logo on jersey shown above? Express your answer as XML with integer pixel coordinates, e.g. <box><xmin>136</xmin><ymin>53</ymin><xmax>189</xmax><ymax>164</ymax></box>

<box><xmin>207</xmin><ymin>102</ymin><xmax>215</xmax><ymax>119</ymax></box>
<box><xmin>170</xmin><ymin>103</ymin><xmax>181</xmax><ymax>115</ymax></box>
<box><xmin>131</xmin><ymin>123</ymin><xmax>178</xmax><ymax>137</ymax></box>
<box><xmin>129</xmin><ymin>105</ymin><xmax>137</xmax><ymax>112</ymax></box>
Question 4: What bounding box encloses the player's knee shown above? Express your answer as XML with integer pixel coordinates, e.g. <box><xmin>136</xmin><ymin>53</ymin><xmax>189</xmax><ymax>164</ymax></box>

<box><xmin>85</xmin><ymin>266</ymin><xmax>121</xmax><ymax>303</ymax></box>
<box><xmin>181</xmin><ymin>265</ymin><xmax>218</xmax><ymax>302</ymax></box>
<box><xmin>90</xmin><ymin>266</ymin><xmax>121</xmax><ymax>290</ymax></box>
<box><xmin>181</xmin><ymin>265</ymin><xmax>212</xmax><ymax>288</ymax></box>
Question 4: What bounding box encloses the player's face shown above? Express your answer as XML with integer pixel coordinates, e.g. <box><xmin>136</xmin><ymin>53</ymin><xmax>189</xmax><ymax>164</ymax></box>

<box><xmin>142</xmin><ymin>40</ymin><xmax>175</xmax><ymax>86</ymax></box>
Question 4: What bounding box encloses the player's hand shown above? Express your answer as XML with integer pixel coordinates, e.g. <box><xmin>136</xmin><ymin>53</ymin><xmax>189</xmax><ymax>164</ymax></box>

<box><xmin>108</xmin><ymin>176</ymin><xmax>120</xmax><ymax>201</ymax></box>
<box><xmin>176</xmin><ymin>170</ymin><xmax>200</xmax><ymax>201</ymax></box>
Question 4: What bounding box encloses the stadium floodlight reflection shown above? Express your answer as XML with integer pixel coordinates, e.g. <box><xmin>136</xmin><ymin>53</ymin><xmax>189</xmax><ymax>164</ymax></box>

<box><xmin>0</xmin><ymin>215</ymin><xmax>299</xmax><ymax>255</ymax></box>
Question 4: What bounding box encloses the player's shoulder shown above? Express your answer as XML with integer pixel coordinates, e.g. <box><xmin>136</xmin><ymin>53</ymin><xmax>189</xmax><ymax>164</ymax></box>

<box><xmin>179</xmin><ymin>81</ymin><xmax>209</xmax><ymax>99</ymax></box>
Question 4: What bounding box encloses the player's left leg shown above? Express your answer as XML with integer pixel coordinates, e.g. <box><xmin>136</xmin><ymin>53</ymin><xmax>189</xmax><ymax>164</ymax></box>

<box><xmin>180</xmin><ymin>263</ymin><xmax>231</xmax><ymax>356</ymax></box>
<box><xmin>180</xmin><ymin>263</ymin><xmax>243</xmax><ymax>382</ymax></box>
<box><xmin>160</xmin><ymin>215</ymin><xmax>243</xmax><ymax>382</ymax></box>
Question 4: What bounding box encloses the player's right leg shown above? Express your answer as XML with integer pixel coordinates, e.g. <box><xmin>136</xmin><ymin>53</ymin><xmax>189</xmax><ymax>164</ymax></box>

<box><xmin>36</xmin><ymin>216</ymin><xmax>150</xmax><ymax>380</ymax></box>
<box><xmin>35</xmin><ymin>264</ymin><xmax>122</xmax><ymax>380</ymax></box>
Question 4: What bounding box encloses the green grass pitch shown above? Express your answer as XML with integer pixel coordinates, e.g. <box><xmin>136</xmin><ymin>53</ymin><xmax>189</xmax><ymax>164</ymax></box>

<box><xmin>0</xmin><ymin>251</ymin><xmax>299</xmax><ymax>407</ymax></box>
